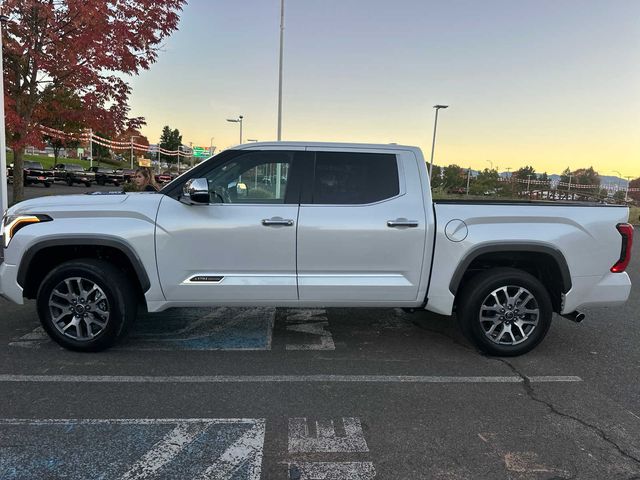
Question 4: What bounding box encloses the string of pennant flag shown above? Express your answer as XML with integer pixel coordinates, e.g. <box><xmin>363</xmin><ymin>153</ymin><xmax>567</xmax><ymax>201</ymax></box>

<box><xmin>38</xmin><ymin>125</ymin><xmax>194</xmax><ymax>157</ymax></box>
<box><xmin>496</xmin><ymin>176</ymin><xmax>639</xmax><ymax>192</ymax></box>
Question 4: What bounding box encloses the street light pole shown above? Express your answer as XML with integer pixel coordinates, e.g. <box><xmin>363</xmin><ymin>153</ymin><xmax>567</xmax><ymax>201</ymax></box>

<box><xmin>624</xmin><ymin>176</ymin><xmax>633</xmax><ymax>202</ymax></box>
<box><xmin>210</xmin><ymin>137</ymin><xmax>215</xmax><ymax>156</ymax></box>
<box><xmin>486</xmin><ymin>160</ymin><xmax>493</xmax><ymax>171</ymax></box>
<box><xmin>466</xmin><ymin>167</ymin><xmax>471</xmax><ymax>196</ymax></box>
<box><xmin>226</xmin><ymin>116</ymin><xmax>244</xmax><ymax>144</ymax></box>
<box><xmin>527</xmin><ymin>174</ymin><xmax>532</xmax><ymax>198</ymax></box>
<box><xmin>277</xmin><ymin>0</ymin><xmax>285</xmax><ymax>141</ymax></box>
<box><xmin>0</xmin><ymin>14</ymin><xmax>9</xmax><ymax>216</ymax></box>
<box><xmin>130</xmin><ymin>136</ymin><xmax>140</xmax><ymax>169</ymax></box>
<box><xmin>428</xmin><ymin>105</ymin><xmax>448</xmax><ymax>181</ymax></box>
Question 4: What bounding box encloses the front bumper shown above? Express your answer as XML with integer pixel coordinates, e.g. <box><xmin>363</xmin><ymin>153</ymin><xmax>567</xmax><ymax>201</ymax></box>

<box><xmin>0</xmin><ymin>261</ymin><xmax>24</xmax><ymax>304</ymax></box>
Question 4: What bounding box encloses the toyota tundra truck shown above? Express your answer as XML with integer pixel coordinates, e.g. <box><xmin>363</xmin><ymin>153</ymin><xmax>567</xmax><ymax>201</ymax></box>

<box><xmin>0</xmin><ymin>142</ymin><xmax>633</xmax><ymax>355</ymax></box>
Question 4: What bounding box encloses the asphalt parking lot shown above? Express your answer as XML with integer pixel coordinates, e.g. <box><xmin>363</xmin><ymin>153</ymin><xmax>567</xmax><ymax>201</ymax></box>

<box><xmin>1</xmin><ymin>185</ymin><xmax>639</xmax><ymax>479</ymax></box>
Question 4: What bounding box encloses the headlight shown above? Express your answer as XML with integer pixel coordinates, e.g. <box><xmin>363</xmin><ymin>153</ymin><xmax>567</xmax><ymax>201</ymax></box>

<box><xmin>1</xmin><ymin>214</ymin><xmax>52</xmax><ymax>248</ymax></box>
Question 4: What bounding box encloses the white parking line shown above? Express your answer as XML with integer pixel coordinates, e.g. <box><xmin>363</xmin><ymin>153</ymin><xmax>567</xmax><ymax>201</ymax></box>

<box><xmin>195</xmin><ymin>420</ymin><xmax>265</xmax><ymax>480</ymax></box>
<box><xmin>0</xmin><ymin>374</ymin><xmax>583</xmax><ymax>383</ymax></box>
<box><xmin>120</xmin><ymin>422</ymin><xmax>207</xmax><ymax>480</ymax></box>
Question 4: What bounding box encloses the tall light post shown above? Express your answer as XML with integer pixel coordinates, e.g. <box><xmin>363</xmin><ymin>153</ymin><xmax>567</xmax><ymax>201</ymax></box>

<box><xmin>486</xmin><ymin>160</ymin><xmax>493</xmax><ymax>171</ymax></box>
<box><xmin>428</xmin><ymin>105</ymin><xmax>448</xmax><ymax>181</ymax></box>
<box><xmin>277</xmin><ymin>0</ymin><xmax>285</xmax><ymax>141</ymax></box>
<box><xmin>624</xmin><ymin>176</ymin><xmax>633</xmax><ymax>202</ymax></box>
<box><xmin>210</xmin><ymin>137</ymin><xmax>215</xmax><ymax>156</ymax></box>
<box><xmin>527</xmin><ymin>174</ymin><xmax>532</xmax><ymax>198</ymax></box>
<box><xmin>227</xmin><ymin>116</ymin><xmax>244</xmax><ymax>144</ymax></box>
<box><xmin>130</xmin><ymin>135</ymin><xmax>140</xmax><ymax>169</ymax></box>
<box><xmin>0</xmin><ymin>14</ymin><xmax>9</xmax><ymax>216</ymax></box>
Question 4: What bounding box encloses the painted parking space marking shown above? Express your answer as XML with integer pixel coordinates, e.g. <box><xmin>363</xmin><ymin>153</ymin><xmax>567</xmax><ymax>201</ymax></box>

<box><xmin>288</xmin><ymin>418</ymin><xmax>369</xmax><ymax>453</ymax></box>
<box><xmin>120</xmin><ymin>422</ymin><xmax>209</xmax><ymax>480</ymax></box>
<box><xmin>287</xmin><ymin>417</ymin><xmax>375</xmax><ymax>479</ymax></box>
<box><xmin>288</xmin><ymin>462</ymin><xmax>376</xmax><ymax>480</ymax></box>
<box><xmin>9</xmin><ymin>307</ymin><xmax>275</xmax><ymax>351</ymax></box>
<box><xmin>284</xmin><ymin>309</ymin><xmax>335</xmax><ymax>351</ymax></box>
<box><xmin>0</xmin><ymin>374</ymin><xmax>584</xmax><ymax>384</ymax></box>
<box><xmin>0</xmin><ymin>418</ymin><xmax>265</xmax><ymax>480</ymax></box>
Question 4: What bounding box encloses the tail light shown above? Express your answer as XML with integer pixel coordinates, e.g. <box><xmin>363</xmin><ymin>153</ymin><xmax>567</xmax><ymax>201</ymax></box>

<box><xmin>611</xmin><ymin>223</ymin><xmax>634</xmax><ymax>273</ymax></box>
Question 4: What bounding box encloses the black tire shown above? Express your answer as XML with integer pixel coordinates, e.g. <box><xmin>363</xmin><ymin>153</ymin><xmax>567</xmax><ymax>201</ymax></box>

<box><xmin>66</xmin><ymin>177</ymin><xmax>73</xmax><ymax>186</ymax></box>
<box><xmin>97</xmin><ymin>178</ymin><xmax>105</xmax><ymax>186</ymax></box>
<box><xmin>44</xmin><ymin>182</ymin><xmax>52</xmax><ymax>188</ymax></box>
<box><xmin>36</xmin><ymin>259</ymin><xmax>138</xmax><ymax>352</ymax></box>
<box><xmin>85</xmin><ymin>182</ymin><xmax>92</xmax><ymax>187</ymax></box>
<box><xmin>457</xmin><ymin>267</ymin><xmax>553</xmax><ymax>357</ymax></box>
<box><xmin>114</xmin><ymin>181</ymin><xmax>120</xmax><ymax>187</ymax></box>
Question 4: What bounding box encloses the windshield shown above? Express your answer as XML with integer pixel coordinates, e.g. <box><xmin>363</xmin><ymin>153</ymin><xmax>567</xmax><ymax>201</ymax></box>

<box><xmin>66</xmin><ymin>164</ymin><xmax>84</xmax><ymax>171</ymax></box>
<box><xmin>25</xmin><ymin>162</ymin><xmax>44</xmax><ymax>169</ymax></box>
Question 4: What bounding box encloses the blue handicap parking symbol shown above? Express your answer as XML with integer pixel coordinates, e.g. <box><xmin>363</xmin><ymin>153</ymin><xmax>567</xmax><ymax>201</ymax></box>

<box><xmin>10</xmin><ymin>307</ymin><xmax>275</xmax><ymax>351</ymax></box>
<box><xmin>0</xmin><ymin>418</ymin><xmax>266</xmax><ymax>480</ymax></box>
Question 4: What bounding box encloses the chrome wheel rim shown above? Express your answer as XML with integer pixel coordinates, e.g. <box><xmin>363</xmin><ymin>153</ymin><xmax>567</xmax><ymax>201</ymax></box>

<box><xmin>479</xmin><ymin>285</ymin><xmax>539</xmax><ymax>346</ymax></box>
<box><xmin>48</xmin><ymin>277</ymin><xmax>110</xmax><ymax>341</ymax></box>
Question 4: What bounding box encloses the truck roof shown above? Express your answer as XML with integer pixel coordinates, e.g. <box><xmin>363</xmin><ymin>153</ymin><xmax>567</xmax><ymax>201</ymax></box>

<box><xmin>233</xmin><ymin>141</ymin><xmax>421</xmax><ymax>153</ymax></box>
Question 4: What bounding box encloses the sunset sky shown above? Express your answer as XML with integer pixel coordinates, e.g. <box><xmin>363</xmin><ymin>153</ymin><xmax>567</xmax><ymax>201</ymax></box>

<box><xmin>129</xmin><ymin>0</ymin><xmax>640</xmax><ymax>176</ymax></box>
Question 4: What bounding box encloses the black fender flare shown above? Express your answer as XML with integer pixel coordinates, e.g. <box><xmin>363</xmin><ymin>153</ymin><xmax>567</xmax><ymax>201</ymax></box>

<box><xmin>448</xmin><ymin>243</ymin><xmax>572</xmax><ymax>295</ymax></box>
<box><xmin>18</xmin><ymin>236</ymin><xmax>151</xmax><ymax>292</ymax></box>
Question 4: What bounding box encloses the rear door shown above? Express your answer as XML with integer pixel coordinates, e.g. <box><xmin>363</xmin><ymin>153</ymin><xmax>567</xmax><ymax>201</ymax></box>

<box><xmin>296</xmin><ymin>148</ymin><xmax>428</xmax><ymax>303</ymax></box>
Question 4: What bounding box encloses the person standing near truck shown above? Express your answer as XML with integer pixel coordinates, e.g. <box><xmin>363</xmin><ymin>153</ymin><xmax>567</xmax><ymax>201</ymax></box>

<box><xmin>133</xmin><ymin>167</ymin><xmax>159</xmax><ymax>192</ymax></box>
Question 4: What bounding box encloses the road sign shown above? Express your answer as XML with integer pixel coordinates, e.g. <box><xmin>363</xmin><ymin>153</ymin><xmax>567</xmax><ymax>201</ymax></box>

<box><xmin>192</xmin><ymin>147</ymin><xmax>208</xmax><ymax>158</ymax></box>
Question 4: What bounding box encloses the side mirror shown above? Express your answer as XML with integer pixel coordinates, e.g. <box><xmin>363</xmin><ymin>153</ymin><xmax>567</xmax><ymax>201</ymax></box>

<box><xmin>181</xmin><ymin>178</ymin><xmax>210</xmax><ymax>205</ymax></box>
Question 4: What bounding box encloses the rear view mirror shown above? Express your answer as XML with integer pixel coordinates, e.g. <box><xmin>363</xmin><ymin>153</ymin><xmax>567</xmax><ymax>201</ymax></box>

<box><xmin>181</xmin><ymin>178</ymin><xmax>210</xmax><ymax>205</ymax></box>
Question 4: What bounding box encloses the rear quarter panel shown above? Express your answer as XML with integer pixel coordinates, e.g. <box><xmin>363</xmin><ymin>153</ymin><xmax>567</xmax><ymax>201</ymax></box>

<box><xmin>429</xmin><ymin>203</ymin><xmax>630</xmax><ymax>315</ymax></box>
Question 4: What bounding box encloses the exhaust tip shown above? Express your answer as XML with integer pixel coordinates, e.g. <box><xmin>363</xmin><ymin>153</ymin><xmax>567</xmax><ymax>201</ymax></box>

<box><xmin>562</xmin><ymin>311</ymin><xmax>585</xmax><ymax>323</ymax></box>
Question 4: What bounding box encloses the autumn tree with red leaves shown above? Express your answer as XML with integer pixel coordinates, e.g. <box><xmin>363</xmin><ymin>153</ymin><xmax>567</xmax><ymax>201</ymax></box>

<box><xmin>2</xmin><ymin>0</ymin><xmax>186</xmax><ymax>202</ymax></box>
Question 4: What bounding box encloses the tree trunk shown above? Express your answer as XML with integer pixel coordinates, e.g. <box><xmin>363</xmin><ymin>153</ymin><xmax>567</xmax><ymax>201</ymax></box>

<box><xmin>12</xmin><ymin>148</ymin><xmax>25</xmax><ymax>203</ymax></box>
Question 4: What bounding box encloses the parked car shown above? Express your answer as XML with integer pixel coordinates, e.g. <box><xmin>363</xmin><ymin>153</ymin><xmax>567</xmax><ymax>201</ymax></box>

<box><xmin>88</xmin><ymin>167</ymin><xmax>124</xmax><ymax>186</ymax></box>
<box><xmin>0</xmin><ymin>142</ymin><xmax>633</xmax><ymax>355</ymax></box>
<box><xmin>117</xmin><ymin>169</ymin><xmax>136</xmax><ymax>183</ymax></box>
<box><xmin>6</xmin><ymin>161</ymin><xmax>53</xmax><ymax>187</ymax></box>
<box><xmin>155</xmin><ymin>171</ymin><xmax>173</xmax><ymax>184</ymax></box>
<box><xmin>51</xmin><ymin>163</ymin><xmax>95</xmax><ymax>187</ymax></box>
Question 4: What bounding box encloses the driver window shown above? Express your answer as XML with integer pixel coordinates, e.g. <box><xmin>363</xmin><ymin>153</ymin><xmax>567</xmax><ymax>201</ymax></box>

<box><xmin>204</xmin><ymin>151</ymin><xmax>293</xmax><ymax>204</ymax></box>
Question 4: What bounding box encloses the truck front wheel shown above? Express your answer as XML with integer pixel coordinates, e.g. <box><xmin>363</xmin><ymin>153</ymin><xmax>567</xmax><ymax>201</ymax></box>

<box><xmin>36</xmin><ymin>259</ymin><xmax>137</xmax><ymax>352</ymax></box>
<box><xmin>457</xmin><ymin>268</ymin><xmax>552</xmax><ymax>356</ymax></box>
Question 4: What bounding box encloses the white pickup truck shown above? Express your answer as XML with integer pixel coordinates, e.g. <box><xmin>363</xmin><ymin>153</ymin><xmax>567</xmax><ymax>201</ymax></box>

<box><xmin>0</xmin><ymin>142</ymin><xmax>633</xmax><ymax>355</ymax></box>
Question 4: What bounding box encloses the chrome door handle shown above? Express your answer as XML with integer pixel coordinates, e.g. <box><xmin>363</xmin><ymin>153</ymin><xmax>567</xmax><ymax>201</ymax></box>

<box><xmin>387</xmin><ymin>220</ymin><xmax>419</xmax><ymax>228</ymax></box>
<box><xmin>262</xmin><ymin>218</ymin><xmax>294</xmax><ymax>226</ymax></box>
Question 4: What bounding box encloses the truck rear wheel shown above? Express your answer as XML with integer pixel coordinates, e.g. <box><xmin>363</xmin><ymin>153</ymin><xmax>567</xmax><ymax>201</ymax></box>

<box><xmin>457</xmin><ymin>268</ymin><xmax>552</xmax><ymax>356</ymax></box>
<box><xmin>36</xmin><ymin>259</ymin><xmax>138</xmax><ymax>352</ymax></box>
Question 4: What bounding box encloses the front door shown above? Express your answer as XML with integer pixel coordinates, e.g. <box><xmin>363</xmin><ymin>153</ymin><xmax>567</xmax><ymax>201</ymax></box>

<box><xmin>156</xmin><ymin>150</ymin><xmax>302</xmax><ymax>303</ymax></box>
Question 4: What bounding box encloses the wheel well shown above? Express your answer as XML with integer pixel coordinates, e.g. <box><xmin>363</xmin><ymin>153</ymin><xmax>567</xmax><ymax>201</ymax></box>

<box><xmin>22</xmin><ymin>245</ymin><xmax>146</xmax><ymax>304</ymax></box>
<box><xmin>454</xmin><ymin>251</ymin><xmax>567</xmax><ymax>312</ymax></box>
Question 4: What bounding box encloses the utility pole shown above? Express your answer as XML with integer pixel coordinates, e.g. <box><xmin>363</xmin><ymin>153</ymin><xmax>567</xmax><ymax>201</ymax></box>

<box><xmin>466</xmin><ymin>167</ymin><xmax>471</xmax><ymax>196</ymax></box>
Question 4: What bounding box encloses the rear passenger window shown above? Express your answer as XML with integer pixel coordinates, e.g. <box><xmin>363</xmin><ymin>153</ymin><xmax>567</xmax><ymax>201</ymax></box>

<box><xmin>312</xmin><ymin>152</ymin><xmax>399</xmax><ymax>205</ymax></box>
